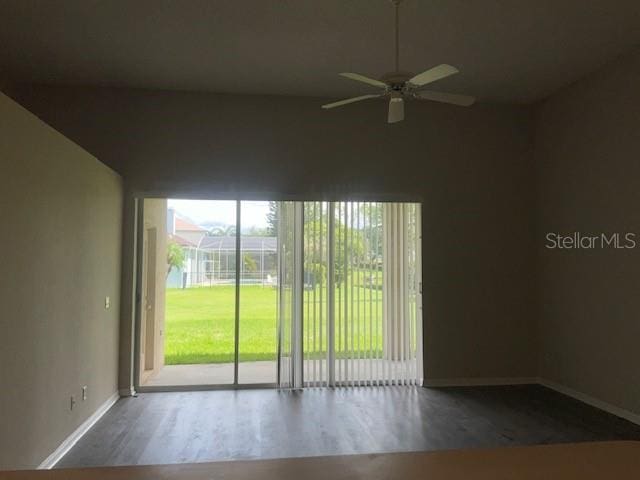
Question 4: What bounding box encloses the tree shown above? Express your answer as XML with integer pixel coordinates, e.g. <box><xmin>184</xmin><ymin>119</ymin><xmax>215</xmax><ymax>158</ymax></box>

<box><xmin>209</xmin><ymin>225</ymin><xmax>236</xmax><ymax>236</ymax></box>
<box><xmin>303</xmin><ymin>218</ymin><xmax>365</xmax><ymax>287</ymax></box>
<box><xmin>246</xmin><ymin>225</ymin><xmax>270</xmax><ymax>236</ymax></box>
<box><xmin>243</xmin><ymin>253</ymin><xmax>258</xmax><ymax>272</ymax></box>
<box><xmin>266</xmin><ymin>201</ymin><xmax>278</xmax><ymax>236</ymax></box>
<box><xmin>167</xmin><ymin>240</ymin><xmax>185</xmax><ymax>277</ymax></box>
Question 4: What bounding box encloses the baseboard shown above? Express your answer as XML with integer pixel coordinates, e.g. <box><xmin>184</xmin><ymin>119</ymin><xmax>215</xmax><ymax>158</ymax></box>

<box><xmin>424</xmin><ymin>376</ymin><xmax>640</xmax><ymax>426</ymax></box>
<box><xmin>38</xmin><ymin>392</ymin><xmax>120</xmax><ymax>469</ymax></box>
<box><xmin>538</xmin><ymin>378</ymin><xmax>640</xmax><ymax>426</ymax></box>
<box><xmin>423</xmin><ymin>377</ymin><xmax>538</xmax><ymax>387</ymax></box>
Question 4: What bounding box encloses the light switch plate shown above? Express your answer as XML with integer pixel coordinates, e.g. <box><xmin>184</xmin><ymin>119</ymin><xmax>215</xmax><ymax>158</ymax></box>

<box><xmin>105</xmin><ymin>296</ymin><xmax>110</xmax><ymax>309</ymax></box>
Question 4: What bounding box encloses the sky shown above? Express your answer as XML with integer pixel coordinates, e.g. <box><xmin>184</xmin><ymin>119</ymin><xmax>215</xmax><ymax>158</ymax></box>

<box><xmin>167</xmin><ymin>199</ymin><xmax>269</xmax><ymax>229</ymax></box>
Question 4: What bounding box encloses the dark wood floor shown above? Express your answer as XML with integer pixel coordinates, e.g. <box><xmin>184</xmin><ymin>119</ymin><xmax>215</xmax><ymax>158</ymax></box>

<box><xmin>57</xmin><ymin>385</ymin><xmax>640</xmax><ymax>468</ymax></box>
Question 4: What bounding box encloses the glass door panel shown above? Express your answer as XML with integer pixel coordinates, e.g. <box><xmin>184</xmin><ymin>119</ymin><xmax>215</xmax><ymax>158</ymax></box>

<box><xmin>143</xmin><ymin>198</ymin><xmax>237</xmax><ymax>387</ymax></box>
<box><xmin>238</xmin><ymin>201</ymin><xmax>278</xmax><ymax>384</ymax></box>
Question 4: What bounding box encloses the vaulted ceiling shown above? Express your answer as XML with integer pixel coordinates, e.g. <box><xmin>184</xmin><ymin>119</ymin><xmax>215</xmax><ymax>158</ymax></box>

<box><xmin>1</xmin><ymin>0</ymin><xmax>639</xmax><ymax>103</ymax></box>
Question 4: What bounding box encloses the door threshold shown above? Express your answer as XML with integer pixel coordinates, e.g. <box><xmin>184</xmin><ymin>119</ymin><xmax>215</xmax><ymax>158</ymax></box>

<box><xmin>136</xmin><ymin>383</ymin><xmax>277</xmax><ymax>393</ymax></box>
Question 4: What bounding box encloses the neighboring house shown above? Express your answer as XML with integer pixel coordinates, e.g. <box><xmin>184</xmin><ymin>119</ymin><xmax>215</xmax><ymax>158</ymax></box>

<box><xmin>166</xmin><ymin>208</ymin><xmax>277</xmax><ymax>288</ymax></box>
<box><xmin>167</xmin><ymin>208</ymin><xmax>208</xmax><ymax>245</ymax></box>
<box><xmin>166</xmin><ymin>233</ymin><xmax>198</xmax><ymax>288</ymax></box>
<box><xmin>166</xmin><ymin>209</ymin><xmax>212</xmax><ymax>288</ymax></box>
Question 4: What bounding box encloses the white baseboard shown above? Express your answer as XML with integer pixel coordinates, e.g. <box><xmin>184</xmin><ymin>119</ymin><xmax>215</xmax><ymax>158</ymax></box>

<box><xmin>538</xmin><ymin>378</ymin><xmax>640</xmax><ymax>426</ymax></box>
<box><xmin>423</xmin><ymin>377</ymin><xmax>538</xmax><ymax>387</ymax></box>
<box><xmin>424</xmin><ymin>376</ymin><xmax>640</xmax><ymax>426</ymax></box>
<box><xmin>38</xmin><ymin>392</ymin><xmax>119</xmax><ymax>469</ymax></box>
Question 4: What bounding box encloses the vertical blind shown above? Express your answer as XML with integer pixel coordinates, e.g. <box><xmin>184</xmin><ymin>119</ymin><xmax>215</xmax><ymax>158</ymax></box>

<box><xmin>278</xmin><ymin>201</ymin><xmax>422</xmax><ymax>388</ymax></box>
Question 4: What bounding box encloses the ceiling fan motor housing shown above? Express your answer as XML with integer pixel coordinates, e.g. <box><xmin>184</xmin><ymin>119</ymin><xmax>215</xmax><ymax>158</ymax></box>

<box><xmin>380</xmin><ymin>71</ymin><xmax>414</xmax><ymax>91</ymax></box>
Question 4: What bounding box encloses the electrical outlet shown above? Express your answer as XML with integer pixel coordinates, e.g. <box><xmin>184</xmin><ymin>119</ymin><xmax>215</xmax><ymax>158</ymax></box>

<box><xmin>105</xmin><ymin>296</ymin><xmax>110</xmax><ymax>309</ymax></box>
<box><xmin>82</xmin><ymin>386</ymin><xmax>88</xmax><ymax>401</ymax></box>
<box><xmin>70</xmin><ymin>395</ymin><xmax>76</xmax><ymax>411</ymax></box>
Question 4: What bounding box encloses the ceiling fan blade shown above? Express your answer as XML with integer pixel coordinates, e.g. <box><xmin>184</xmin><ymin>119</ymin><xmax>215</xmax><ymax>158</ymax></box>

<box><xmin>415</xmin><ymin>90</ymin><xmax>476</xmax><ymax>106</ymax></box>
<box><xmin>339</xmin><ymin>72</ymin><xmax>388</xmax><ymax>89</ymax></box>
<box><xmin>408</xmin><ymin>64</ymin><xmax>459</xmax><ymax>87</ymax></box>
<box><xmin>321</xmin><ymin>94</ymin><xmax>381</xmax><ymax>109</ymax></box>
<box><xmin>387</xmin><ymin>97</ymin><xmax>404</xmax><ymax>123</ymax></box>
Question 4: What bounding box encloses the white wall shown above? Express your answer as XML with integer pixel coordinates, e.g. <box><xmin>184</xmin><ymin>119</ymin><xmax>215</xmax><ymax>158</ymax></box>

<box><xmin>0</xmin><ymin>92</ymin><xmax>123</xmax><ymax>469</ymax></box>
<box><xmin>535</xmin><ymin>48</ymin><xmax>640</xmax><ymax>415</ymax></box>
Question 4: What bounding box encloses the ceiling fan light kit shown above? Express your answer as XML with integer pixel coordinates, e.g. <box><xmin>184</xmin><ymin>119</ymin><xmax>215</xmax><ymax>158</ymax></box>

<box><xmin>388</xmin><ymin>93</ymin><xmax>404</xmax><ymax>123</ymax></box>
<box><xmin>322</xmin><ymin>0</ymin><xmax>476</xmax><ymax>123</ymax></box>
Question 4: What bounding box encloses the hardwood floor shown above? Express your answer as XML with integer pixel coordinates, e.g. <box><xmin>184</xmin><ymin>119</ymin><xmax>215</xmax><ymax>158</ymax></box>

<box><xmin>57</xmin><ymin>385</ymin><xmax>640</xmax><ymax>468</ymax></box>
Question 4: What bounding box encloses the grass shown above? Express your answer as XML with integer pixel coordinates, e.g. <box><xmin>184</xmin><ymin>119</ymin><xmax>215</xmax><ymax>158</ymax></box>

<box><xmin>165</xmin><ymin>286</ymin><xmax>277</xmax><ymax>365</ymax></box>
<box><xmin>164</xmin><ymin>273</ymin><xmax>412</xmax><ymax>365</ymax></box>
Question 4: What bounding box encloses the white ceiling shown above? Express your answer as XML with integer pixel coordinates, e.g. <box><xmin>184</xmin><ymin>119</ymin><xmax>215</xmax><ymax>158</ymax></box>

<box><xmin>1</xmin><ymin>0</ymin><xmax>639</xmax><ymax>103</ymax></box>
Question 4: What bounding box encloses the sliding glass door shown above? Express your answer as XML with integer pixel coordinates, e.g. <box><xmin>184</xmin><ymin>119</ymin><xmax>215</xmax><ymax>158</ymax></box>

<box><xmin>139</xmin><ymin>198</ymin><xmax>421</xmax><ymax>390</ymax></box>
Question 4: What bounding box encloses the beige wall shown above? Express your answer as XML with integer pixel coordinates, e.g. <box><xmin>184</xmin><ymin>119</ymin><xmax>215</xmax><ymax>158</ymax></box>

<box><xmin>0</xmin><ymin>92</ymin><xmax>123</xmax><ymax>469</ymax></box>
<box><xmin>7</xmin><ymin>86</ymin><xmax>538</xmax><ymax>385</ymax></box>
<box><xmin>534</xmin><ymin>49</ymin><xmax>640</xmax><ymax>414</ymax></box>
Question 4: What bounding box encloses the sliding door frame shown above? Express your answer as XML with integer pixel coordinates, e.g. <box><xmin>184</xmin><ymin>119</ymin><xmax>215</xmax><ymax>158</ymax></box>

<box><xmin>233</xmin><ymin>201</ymin><xmax>241</xmax><ymax>385</ymax></box>
<box><xmin>130</xmin><ymin>196</ymin><xmax>423</xmax><ymax>394</ymax></box>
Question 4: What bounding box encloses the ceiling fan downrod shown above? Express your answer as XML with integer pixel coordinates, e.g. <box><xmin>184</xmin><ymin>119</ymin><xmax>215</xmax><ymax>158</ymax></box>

<box><xmin>392</xmin><ymin>0</ymin><xmax>402</xmax><ymax>73</ymax></box>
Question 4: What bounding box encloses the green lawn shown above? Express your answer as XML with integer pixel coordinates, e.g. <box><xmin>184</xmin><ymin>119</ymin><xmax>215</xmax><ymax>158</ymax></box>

<box><xmin>165</xmin><ymin>286</ymin><xmax>277</xmax><ymax>364</ymax></box>
<box><xmin>165</xmin><ymin>276</ymin><xmax>404</xmax><ymax>365</ymax></box>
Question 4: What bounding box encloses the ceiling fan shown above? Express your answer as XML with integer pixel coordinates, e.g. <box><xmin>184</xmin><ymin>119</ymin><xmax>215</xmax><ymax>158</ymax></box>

<box><xmin>322</xmin><ymin>0</ymin><xmax>475</xmax><ymax>123</ymax></box>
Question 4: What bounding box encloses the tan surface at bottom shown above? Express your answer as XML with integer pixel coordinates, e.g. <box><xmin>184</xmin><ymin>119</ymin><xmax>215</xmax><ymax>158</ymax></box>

<box><xmin>2</xmin><ymin>441</ymin><xmax>639</xmax><ymax>479</ymax></box>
